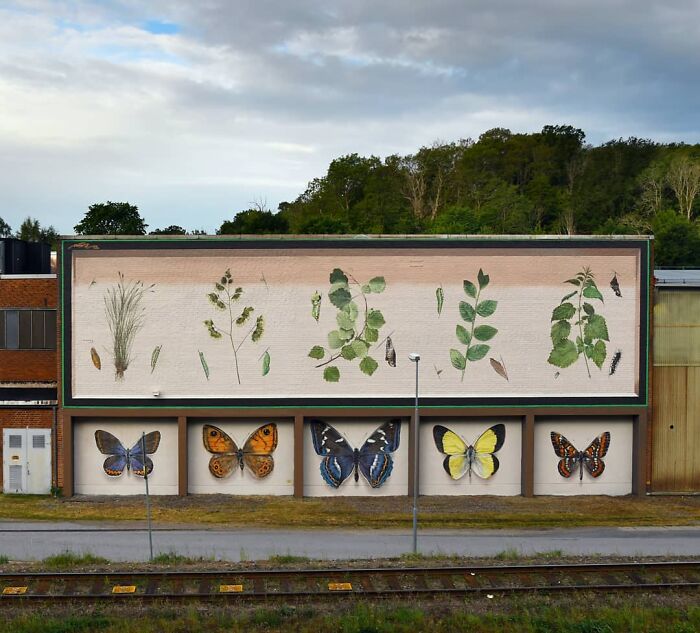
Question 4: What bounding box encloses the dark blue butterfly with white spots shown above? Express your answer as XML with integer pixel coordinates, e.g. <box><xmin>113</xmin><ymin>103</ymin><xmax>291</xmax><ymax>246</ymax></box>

<box><xmin>310</xmin><ymin>420</ymin><xmax>401</xmax><ymax>489</ymax></box>
<box><xmin>94</xmin><ymin>430</ymin><xmax>161</xmax><ymax>477</ymax></box>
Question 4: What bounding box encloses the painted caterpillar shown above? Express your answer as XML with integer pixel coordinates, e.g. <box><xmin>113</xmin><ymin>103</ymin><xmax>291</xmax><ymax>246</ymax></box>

<box><xmin>609</xmin><ymin>350</ymin><xmax>622</xmax><ymax>376</ymax></box>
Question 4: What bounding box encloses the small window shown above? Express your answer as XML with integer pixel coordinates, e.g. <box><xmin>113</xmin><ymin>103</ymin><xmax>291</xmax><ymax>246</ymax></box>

<box><xmin>32</xmin><ymin>435</ymin><xmax>46</xmax><ymax>449</ymax></box>
<box><xmin>5</xmin><ymin>311</ymin><xmax>19</xmax><ymax>349</ymax></box>
<box><xmin>31</xmin><ymin>311</ymin><xmax>45</xmax><ymax>349</ymax></box>
<box><xmin>19</xmin><ymin>311</ymin><xmax>31</xmax><ymax>349</ymax></box>
<box><xmin>8</xmin><ymin>435</ymin><xmax>22</xmax><ymax>449</ymax></box>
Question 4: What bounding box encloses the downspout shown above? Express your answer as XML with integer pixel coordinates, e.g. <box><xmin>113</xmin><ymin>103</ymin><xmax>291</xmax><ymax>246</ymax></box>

<box><xmin>52</xmin><ymin>404</ymin><xmax>58</xmax><ymax>495</ymax></box>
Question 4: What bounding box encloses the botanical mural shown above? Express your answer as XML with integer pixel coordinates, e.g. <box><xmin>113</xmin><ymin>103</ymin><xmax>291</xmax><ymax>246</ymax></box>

<box><xmin>68</xmin><ymin>243</ymin><xmax>644</xmax><ymax>402</ymax></box>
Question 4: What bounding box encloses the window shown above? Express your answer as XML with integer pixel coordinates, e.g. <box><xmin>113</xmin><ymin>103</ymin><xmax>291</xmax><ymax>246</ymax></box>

<box><xmin>0</xmin><ymin>309</ymin><xmax>56</xmax><ymax>350</ymax></box>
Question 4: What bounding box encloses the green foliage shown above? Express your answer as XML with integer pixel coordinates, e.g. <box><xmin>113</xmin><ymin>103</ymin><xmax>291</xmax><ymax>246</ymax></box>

<box><xmin>450</xmin><ymin>268</ymin><xmax>497</xmax><ymax>380</ymax></box>
<box><xmin>74</xmin><ymin>201</ymin><xmax>147</xmax><ymax>235</ymax></box>
<box><xmin>0</xmin><ymin>216</ymin><xmax>12</xmax><ymax>237</ymax></box>
<box><xmin>652</xmin><ymin>209</ymin><xmax>700</xmax><ymax>267</ymax></box>
<box><xmin>310</xmin><ymin>268</ymin><xmax>387</xmax><ymax>381</ymax></box>
<box><xmin>203</xmin><ymin>268</ymin><xmax>264</xmax><ymax>384</ymax></box>
<box><xmin>42</xmin><ymin>551</ymin><xmax>109</xmax><ymax>570</ymax></box>
<box><xmin>548</xmin><ymin>267</ymin><xmax>609</xmax><ymax>377</ymax></box>
<box><xmin>218</xmin><ymin>209</ymin><xmax>288</xmax><ymax>234</ymax></box>
<box><xmin>15</xmin><ymin>216</ymin><xmax>59</xmax><ymax>246</ymax></box>
<box><xmin>149</xmin><ymin>225</ymin><xmax>187</xmax><ymax>235</ymax></box>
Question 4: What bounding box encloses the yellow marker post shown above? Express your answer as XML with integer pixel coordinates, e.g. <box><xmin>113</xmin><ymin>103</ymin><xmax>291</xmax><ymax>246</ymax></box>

<box><xmin>2</xmin><ymin>586</ymin><xmax>27</xmax><ymax>595</ymax></box>
<box><xmin>219</xmin><ymin>584</ymin><xmax>244</xmax><ymax>593</ymax></box>
<box><xmin>112</xmin><ymin>585</ymin><xmax>137</xmax><ymax>594</ymax></box>
<box><xmin>328</xmin><ymin>582</ymin><xmax>353</xmax><ymax>591</ymax></box>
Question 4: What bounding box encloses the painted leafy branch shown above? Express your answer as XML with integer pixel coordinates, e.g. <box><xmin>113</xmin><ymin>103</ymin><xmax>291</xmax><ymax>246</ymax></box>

<box><xmin>308</xmin><ymin>268</ymin><xmax>386</xmax><ymax>382</ymax></box>
<box><xmin>104</xmin><ymin>272</ymin><xmax>154</xmax><ymax>381</ymax></box>
<box><xmin>547</xmin><ymin>266</ymin><xmax>609</xmax><ymax>378</ymax></box>
<box><xmin>203</xmin><ymin>268</ymin><xmax>264</xmax><ymax>384</ymax></box>
<box><xmin>449</xmin><ymin>269</ymin><xmax>497</xmax><ymax>382</ymax></box>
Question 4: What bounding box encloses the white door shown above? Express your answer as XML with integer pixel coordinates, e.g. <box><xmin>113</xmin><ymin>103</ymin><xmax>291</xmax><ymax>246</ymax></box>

<box><xmin>2</xmin><ymin>428</ymin><xmax>52</xmax><ymax>494</ymax></box>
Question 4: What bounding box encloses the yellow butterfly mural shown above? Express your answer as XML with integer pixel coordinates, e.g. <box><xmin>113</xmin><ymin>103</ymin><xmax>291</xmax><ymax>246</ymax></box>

<box><xmin>432</xmin><ymin>424</ymin><xmax>506</xmax><ymax>480</ymax></box>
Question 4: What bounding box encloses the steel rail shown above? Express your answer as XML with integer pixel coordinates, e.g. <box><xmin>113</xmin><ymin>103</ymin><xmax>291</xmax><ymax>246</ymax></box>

<box><xmin>1</xmin><ymin>561</ymin><xmax>698</xmax><ymax>602</ymax></box>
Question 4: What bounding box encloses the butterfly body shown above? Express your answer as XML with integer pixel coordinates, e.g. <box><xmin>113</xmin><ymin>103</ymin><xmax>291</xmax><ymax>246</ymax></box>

<box><xmin>310</xmin><ymin>420</ymin><xmax>401</xmax><ymax>489</ymax></box>
<box><xmin>203</xmin><ymin>423</ymin><xmax>278</xmax><ymax>479</ymax></box>
<box><xmin>550</xmin><ymin>431</ymin><xmax>610</xmax><ymax>480</ymax></box>
<box><xmin>433</xmin><ymin>424</ymin><xmax>505</xmax><ymax>480</ymax></box>
<box><xmin>94</xmin><ymin>430</ymin><xmax>161</xmax><ymax>477</ymax></box>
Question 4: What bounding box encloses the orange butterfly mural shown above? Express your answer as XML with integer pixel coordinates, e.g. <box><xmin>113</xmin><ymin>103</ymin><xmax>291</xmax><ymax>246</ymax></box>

<box><xmin>202</xmin><ymin>423</ymin><xmax>278</xmax><ymax>479</ymax></box>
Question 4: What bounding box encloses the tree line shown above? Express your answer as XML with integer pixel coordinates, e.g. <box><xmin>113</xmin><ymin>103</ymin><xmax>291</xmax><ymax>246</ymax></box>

<box><xmin>2</xmin><ymin>126</ymin><xmax>699</xmax><ymax>266</ymax></box>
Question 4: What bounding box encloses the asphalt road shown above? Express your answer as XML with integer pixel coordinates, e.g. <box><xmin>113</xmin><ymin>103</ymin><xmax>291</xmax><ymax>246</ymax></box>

<box><xmin>2</xmin><ymin>523</ymin><xmax>700</xmax><ymax>561</ymax></box>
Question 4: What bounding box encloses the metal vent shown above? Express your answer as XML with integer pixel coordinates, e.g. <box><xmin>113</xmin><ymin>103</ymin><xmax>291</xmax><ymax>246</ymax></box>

<box><xmin>8</xmin><ymin>465</ymin><xmax>22</xmax><ymax>491</ymax></box>
<box><xmin>32</xmin><ymin>435</ymin><xmax>45</xmax><ymax>449</ymax></box>
<box><xmin>8</xmin><ymin>435</ymin><xmax>21</xmax><ymax>449</ymax></box>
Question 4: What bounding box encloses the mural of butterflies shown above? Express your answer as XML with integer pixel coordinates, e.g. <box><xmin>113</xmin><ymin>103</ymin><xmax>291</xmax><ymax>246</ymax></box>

<box><xmin>202</xmin><ymin>424</ymin><xmax>278</xmax><ymax>479</ymax></box>
<box><xmin>94</xmin><ymin>430</ymin><xmax>161</xmax><ymax>477</ymax></box>
<box><xmin>550</xmin><ymin>431</ymin><xmax>611</xmax><ymax>480</ymax></box>
<box><xmin>310</xmin><ymin>420</ymin><xmax>401</xmax><ymax>488</ymax></box>
<box><xmin>433</xmin><ymin>424</ymin><xmax>505</xmax><ymax>480</ymax></box>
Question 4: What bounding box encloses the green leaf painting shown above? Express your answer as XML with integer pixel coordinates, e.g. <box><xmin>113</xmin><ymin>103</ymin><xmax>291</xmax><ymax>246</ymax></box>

<box><xmin>436</xmin><ymin>286</ymin><xmax>444</xmax><ymax>316</ymax></box>
<box><xmin>202</xmin><ymin>268</ymin><xmax>264</xmax><ymax>385</ymax></box>
<box><xmin>261</xmin><ymin>350</ymin><xmax>271</xmax><ymax>376</ymax></box>
<box><xmin>451</xmin><ymin>268</ymin><xmax>498</xmax><ymax>381</ymax></box>
<box><xmin>310</xmin><ymin>268</ymin><xmax>388</xmax><ymax>382</ymax></box>
<box><xmin>150</xmin><ymin>345</ymin><xmax>162</xmax><ymax>374</ymax></box>
<box><xmin>547</xmin><ymin>266</ymin><xmax>610</xmax><ymax>378</ymax></box>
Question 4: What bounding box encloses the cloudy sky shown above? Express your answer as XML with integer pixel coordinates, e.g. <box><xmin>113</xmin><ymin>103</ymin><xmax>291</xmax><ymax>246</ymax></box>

<box><xmin>1</xmin><ymin>0</ymin><xmax>698</xmax><ymax>234</ymax></box>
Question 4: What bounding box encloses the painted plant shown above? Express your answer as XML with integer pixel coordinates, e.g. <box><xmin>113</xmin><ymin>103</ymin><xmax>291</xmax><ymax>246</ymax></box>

<box><xmin>308</xmin><ymin>268</ymin><xmax>387</xmax><ymax>382</ymax></box>
<box><xmin>104</xmin><ymin>272</ymin><xmax>154</xmax><ymax>380</ymax></box>
<box><xmin>203</xmin><ymin>268</ymin><xmax>264</xmax><ymax>384</ymax></box>
<box><xmin>450</xmin><ymin>269</ymin><xmax>498</xmax><ymax>381</ymax></box>
<box><xmin>547</xmin><ymin>267</ymin><xmax>609</xmax><ymax>378</ymax></box>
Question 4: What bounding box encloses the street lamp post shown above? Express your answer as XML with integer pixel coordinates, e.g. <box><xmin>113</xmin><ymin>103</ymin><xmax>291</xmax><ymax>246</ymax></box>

<box><xmin>408</xmin><ymin>353</ymin><xmax>420</xmax><ymax>554</ymax></box>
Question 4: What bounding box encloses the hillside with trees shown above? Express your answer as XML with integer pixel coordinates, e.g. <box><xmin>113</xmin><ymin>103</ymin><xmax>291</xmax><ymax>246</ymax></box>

<box><xmin>263</xmin><ymin>126</ymin><xmax>699</xmax><ymax>266</ymax></box>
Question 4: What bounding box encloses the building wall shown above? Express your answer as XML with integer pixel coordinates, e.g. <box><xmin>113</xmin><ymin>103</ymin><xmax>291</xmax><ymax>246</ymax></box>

<box><xmin>0</xmin><ymin>407</ymin><xmax>54</xmax><ymax>488</ymax></box>
<box><xmin>0</xmin><ymin>276</ymin><xmax>57</xmax><ymax>383</ymax></box>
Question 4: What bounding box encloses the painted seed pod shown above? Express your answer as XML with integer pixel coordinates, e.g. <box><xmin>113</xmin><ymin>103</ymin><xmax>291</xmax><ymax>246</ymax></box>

<box><xmin>151</xmin><ymin>345</ymin><xmax>162</xmax><ymax>374</ymax></box>
<box><xmin>311</xmin><ymin>291</ymin><xmax>322</xmax><ymax>321</ymax></box>
<box><xmin>262</xmin><ymin>350</ymin><xmax>271</xmax><ymax>376</ymax></box>
<box><xmin>489</xmin><ymin>356</ymin><xmax>508</xmax><ymax>381</ymax></box>
<box><xmin>385</xmin><ymin>336</ymin><xmax>397</xmax><ymax>367</ymax></box>
<box><xmin>436</xmin><ymin>286</ymin><xmax>444</xmax><ymax>316</ymax></box>
<box><xmin>199</xmin><ymin>350</ymin><xmax>210</xmax><ymax>380</ymax></box>
<box><xmin>90</xmin><ymin>347</ymin><xmax>101</xmax><ymax>370</ymax></box>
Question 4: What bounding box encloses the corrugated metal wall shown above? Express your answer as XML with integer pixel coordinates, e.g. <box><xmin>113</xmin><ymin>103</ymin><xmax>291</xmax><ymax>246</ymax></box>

<box><xmin>652</xmin><ymin>288</ymin><xmax>700</xmax><ymax>491</ymax></box>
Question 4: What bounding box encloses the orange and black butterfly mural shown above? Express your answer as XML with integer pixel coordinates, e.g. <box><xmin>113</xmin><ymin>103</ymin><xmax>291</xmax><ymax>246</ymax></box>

<box><xmin>550</xmin><ymin>431</ymin><xmax>610</xmax><ymax>480</ymax></box>
<box><xmin>202</xmin><ymin>424</ymin><xmax>278</xmax><ymax>479</ymax></box>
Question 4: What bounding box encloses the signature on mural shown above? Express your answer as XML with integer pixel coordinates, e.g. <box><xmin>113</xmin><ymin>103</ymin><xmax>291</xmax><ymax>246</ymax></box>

<box><xmin>547</xmin><ymin>266</ymin><xmax>609</xmax><ymax>378</ymax></box>
<box><xmin>550</xmin><ymin>431</ymin><xmax>610</xmax><ymax>480</ymax></box>
<box><xmin>308</xmin><ymin>268</ymin><xmax>388</xmax><ymax>382</ymax></box>
<box><xmin>104</xmin><ymin>272</ymin><xmax>155</xmax><ymax>381</ymax></box>
<box><xmin>449</xmin><ymin>269</ymin><xmax>498</xmax><ymax>382</ymax></box>
<box><xmin>203</xmin><ymin>268</ymin><xmax>265</xmax><ymax>385</ymax></box>
<box><xmin>310</xmin><ymin>420</ymin><xmax>401</xmax><ymax>488</ymax></box>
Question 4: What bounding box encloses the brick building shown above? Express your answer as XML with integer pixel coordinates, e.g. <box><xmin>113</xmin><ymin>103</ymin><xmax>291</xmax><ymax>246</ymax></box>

<box><xmin>0</xmin><ymin>238</ymin><xmax>57</xmax><ymax>493</ymax></box>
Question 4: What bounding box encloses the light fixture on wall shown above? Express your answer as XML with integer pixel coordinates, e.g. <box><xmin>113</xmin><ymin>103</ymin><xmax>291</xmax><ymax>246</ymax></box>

<box><xmin>408</xmin><ymin>352</ymin><xmax>420</xmax><ymax>554</ymax></box>
<box><xmin>151</xmin><ymin>389</ymin><xmax>161</xmax><ymax>398</ymax></box>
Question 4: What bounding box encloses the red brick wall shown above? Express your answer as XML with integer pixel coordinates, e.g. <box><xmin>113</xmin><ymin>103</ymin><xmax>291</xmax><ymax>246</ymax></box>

<box><xmin>0</xmin><ymin>278</ymin><xmax>56</xmax><ymax>309</ymax></box>
<box><xmin>0</xmin><ymin>276</ymin><xmax>58</xmax><ymax>383</ymax></box>
<box><xmin>0</xmin><ymin>407</ymin><xmax>54</xmax><ymax>489</ymax></box>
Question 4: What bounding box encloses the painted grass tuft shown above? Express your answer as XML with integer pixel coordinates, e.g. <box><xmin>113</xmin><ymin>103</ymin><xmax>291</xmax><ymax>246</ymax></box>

<box><xmin>151</xmin><ymin>552</ymin><xmax>213</xmax><ymax>564</ymax></box>
<box><xmin>267</xmin><ymin>554</ymin><xmax>311</xmax><ymax>565</ymax></box>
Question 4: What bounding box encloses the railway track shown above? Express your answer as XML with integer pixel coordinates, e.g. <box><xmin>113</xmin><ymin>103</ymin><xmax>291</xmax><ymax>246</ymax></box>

<box><xmin>1</xmin><ymin>561</ymin><xmax>699</xmax><ymax>602</ymax></box>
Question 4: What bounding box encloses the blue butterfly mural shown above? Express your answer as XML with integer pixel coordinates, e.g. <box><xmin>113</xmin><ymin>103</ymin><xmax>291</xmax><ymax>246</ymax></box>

<box><xmin>310</xmin><ymin>420</ymin><xmax>401</xmax><ymax>489</ymax></box>
<box><xmin>94</xmin><ymin>430</ymin><xmax>161</xmax><ymax>477</ymax></box>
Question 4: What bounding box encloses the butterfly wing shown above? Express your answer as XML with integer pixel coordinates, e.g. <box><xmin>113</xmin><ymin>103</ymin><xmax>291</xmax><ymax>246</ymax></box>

<box><xmin>310</xmin><ymin>420</ymin><xmax>355</xmax><ymax>488</ymax></box>
<box><xmin>583</xmin><ymin>431</ymin><xmax>610</xmax><ymax>478</ymax></box>
<box><xmin>550</xmin><ymin>431</ymin><xmax>579</xmax><ymax>478</ymax></box>
<box><xmin>128</xmin><ymin>432</ymin><xmax>161</xmax><ymax>476</ymax></box>
<box><xmin>242</xmin><ymin>423</ymin><xmax>278</xmax><ymax>455</ymax></box>
<box><xmin>203</xmin><ymin>424</ymin><xmax>238</xmax><ymax>478</ymax></box>
<box><xmin>358</xmin><ymin>420</ymin><xmax>401</xmax><ymax>487</ymax></box>
<box><xmin>239</xmin><ymin>423</ymin><xmax>278</xmax><ymax>478</ymax></box>
<box><xmin>469</xmin><ymin>424</ymin><xmax>506</xmax><ymax>479</ymax></box>
<box><xmin>470</xmin><ymin>452</ymin><xmax>500</xmax><ymax>479</ymax></box>
<box><xmin>95</xmin><ymin>430</ymin><xmax>127</xmax><ymax>476</ymax></box>
<box><xmin>433</xmin><ymin>425</ymin><xmax>469</xmax><ymax>480</ymax></box>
